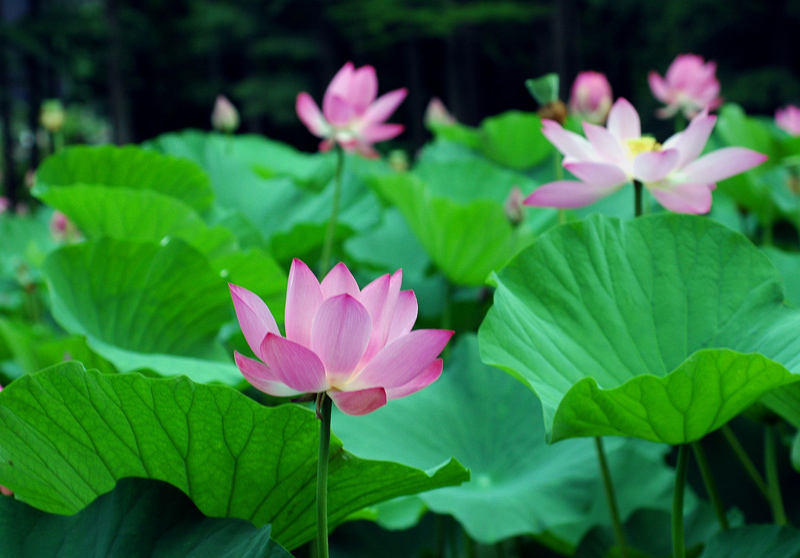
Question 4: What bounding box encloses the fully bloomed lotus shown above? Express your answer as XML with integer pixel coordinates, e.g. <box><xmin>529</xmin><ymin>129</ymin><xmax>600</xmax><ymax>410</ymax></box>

<box><xmin>230</xmin><ymin>259</ymin><xmax>452</xmax><ymax>415</ymax></box>
<box><xmin>649</xmin><ymin>54</ymin><xmax>722</xmax><ymax>119</ymax></box>
<box><xmin>524</xmin><ymin>98</ymin><xmax>767</xmax><ymax>214</ymax></box>
<box><xmin>296</xmin><ymin>62</ymin><xmax>407</xmax><ymax>158</ymax></box>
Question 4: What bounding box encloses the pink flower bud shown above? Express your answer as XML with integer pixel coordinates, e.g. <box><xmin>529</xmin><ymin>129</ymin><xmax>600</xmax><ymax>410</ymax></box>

<box><xmin>568</xmin><ymin>72</ymin><xmax>613</xmax><ymax>124</ymax></box>
<box><xmin>50</xmin><ymin>211</ymin><xmax>81</xmax><ymax>242</ymax></box>
<box><xmin>503</xmin><ymin>186</ymin><xmax>525</xmax><ymax>225</ymax></box>
<box><xmin>776</xmin><ymin>105</ymin><xmax>800</xmax><ymax>136</ymax></box>
<box><xmin>424</xmin><ymin>97</ymin><xmax>456</xmax><ymax>127</ymax></box>
<box><xmin>211</xmin><ymin>95</ymin><xmax>240</xmax><ymax>133</ymax></box>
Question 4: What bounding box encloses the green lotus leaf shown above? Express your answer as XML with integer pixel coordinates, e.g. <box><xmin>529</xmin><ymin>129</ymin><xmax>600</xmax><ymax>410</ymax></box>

<box><xmin>479</xmin><ymin>214</ymin><xmax>800</xmax><ymax>443</ymax></box>
<box><xmin>0</xmin><ymin>362</ymin><xmax>469</xmax><ymax>550</ymax></box>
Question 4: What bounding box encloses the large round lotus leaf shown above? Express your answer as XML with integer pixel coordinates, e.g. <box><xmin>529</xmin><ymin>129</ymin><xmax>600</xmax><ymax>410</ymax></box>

<box><xmin>43</xmin><ymin>237</ymin><xmax>240</xmax><ymax>385</ymax></box>
<box><xmin>479</xmin><ymin>214</ymin><xmax>800</xmax><ymax>443</ymax></box>
<box><xmin>0</xmin><ymin>477</ymin><xmax>291</xmax><ymax>558</ymax></box>
<box><xmin>35</xmin><ymin>145</ymin><xmax>214</xmax><ymax>213</ymax></box>
<box><xmin>699</xmin><ymin>526</ymin><xmax>800</xmax><ymax>558</ymax></box>
<box><xmin>333</xmin><ymin>335</ymin><xmax>689</xmax><ymax>550</ymax></box>
<box><xmin>0</xmin><ymin>362</ymin><xmax>468</xmax><ymax>551</ymax></box>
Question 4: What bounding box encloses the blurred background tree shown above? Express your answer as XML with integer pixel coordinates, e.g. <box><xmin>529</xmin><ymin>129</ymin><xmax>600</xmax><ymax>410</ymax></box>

<box><xmin>1</xmin><ymin>0</ymin><xmax>800</xmax><ymax>203</ymax></box>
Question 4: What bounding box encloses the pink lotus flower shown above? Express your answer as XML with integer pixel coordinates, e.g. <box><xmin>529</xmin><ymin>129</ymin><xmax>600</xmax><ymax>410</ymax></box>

<box><xmin>524</xmin><ymin>98</ymin><xmax>767</xmax><ymax>214</ymax></box>
<box><xmin>211</xmin><ymin>95</ymin><xmax>240</xmax><ymax>133</ymax></box>
<box><xmin>649</xmin><ymin>54</ymin><xmax>722</xmax><ymax>119</ymax></box>
<box><xmin>296</xmin><ymin>62</ymin><xmax>407</xmax><ymax>158</ymax></box>
<box><xmin>230</xmin><ymin>259</ymin><xmax>453</xmax><ymax>415</ymax></box>
<box><xmin>776</xmin><ymin>105</ymin><xmax>800</xmax><ymax>136</ymax></box>
<box><xmin>569</xmin><ymin>71</ymin><xmax>613</xmax><ymax>125</ymax></box>
<box><xmin>50</xmin><ymin>211</ymin><xmax>81</xmax><ymax>243</ymax></box>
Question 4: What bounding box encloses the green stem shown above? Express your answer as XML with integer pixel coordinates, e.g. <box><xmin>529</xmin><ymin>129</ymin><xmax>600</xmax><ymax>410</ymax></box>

<box><xmin>634</xmin><ymin>180</ymin><xmax>643</xmax><ymax>218</ymax></box>
<box><xmin>691</xmin><ymin>440</ymin><xmax>729</xmax><ymax>530</ymax></box>
<box><xmin>553</xmin><ymin>150</ymin><xmax>566</xmax><ymax>225</ymax></box>
<box><xmin>54</xmin><ymin>130</ymin><xmax>65</xmax><ymax>153</ymax></box>
<box><xmin>765</xmin><ymin>424</ymin><xmax>789</xmax><ymax>526</ymax></box>
<box><xmin>673</xmin><ymin>445</ymin><xmax>689</xmax><ymax>558</ymax></box>
<box><xmin>320</xmin><ymin>146</ymin><xmax>345</xmax><ymax>275</ymax></box>
<box><xmin>720</xmin><ymin>425</ymin><xmax>769</xmax><ymax>499</ymax></box>
<box><xmin>316</xmin><ymin>393</ymin><xmax>332</xmax><ymax>558</ymax></box>
<box><xmin>595</xmin><ymin>437</ymin><xmax>630</xmax><ymax>558</ymax></box>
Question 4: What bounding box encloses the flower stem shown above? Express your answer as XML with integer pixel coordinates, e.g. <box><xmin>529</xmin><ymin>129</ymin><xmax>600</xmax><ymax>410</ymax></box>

<box><xmin>320</xmin><ymin>146</ymin><xmax>345</xmax><ymax>275</ymax></box>
<box><xmin>765</xmin><ymin>424</ymin><xmax>789</xmax><ymax>526</ymax></box>
<box><xmin>634</xmin><ymin>180</ymin><xmax>643</xmax><ymax>217</ymax></box>
<box><xmin>594</xmin><ymin>437</ymin><xmax>630</xmax><ymax>558</ymax></box>
<box><xmin>553</xmin><ymin>150</ymin><xmax>566</xmax><ymax>225</ymax></box>
<box><xmin>672</xmin><ymin>445</ymin><xmax>689</xmax><ymax>558</ymax></box>
<box><xmin>691</xmin><ymin>440</ymin><xmax>729</xmax><ymax>530</ymax></box>
<box><xmin>720</xmin><ymin>425</ymin><xmax>769</xmax><ymax>499</ymax></box>
<box><xmin>316</xmin><ymin>393</ymin><xmax>332</xmax><ymax>558</ymax></box>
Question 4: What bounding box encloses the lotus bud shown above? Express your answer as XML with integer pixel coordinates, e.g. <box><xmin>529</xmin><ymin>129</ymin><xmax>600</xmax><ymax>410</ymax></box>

<box><xmin>40</xmin><ymin>99</ymin><xmax>66</xmax><ymax>133</ymax></box>
<box><xmin>388</xmin><ymin>149</ymin><xmax>409</xmax><ymax>172</ymax></box>
<box><xmin>211</xmin><ymin>95</ymin><xmax>240</xmax><ymax>133</ymax></box>
<box><xmin>424</xmin><ymin>97</ymin><xmax>456</xmax><ymax>128</ymax></box>
<box><xmin>569</xmin><ymin>71</ymin><xmax>613</xmax><ymax>124</ymax></box>
<box><xmin>504</xmin><ymin>186</ymin><xmax>525</xmax><ymax>225</ymax></box>
<box><xmin>776</xmin><ymin>105</ymin><xmax>800</xmax><ymax>136</ymax></box>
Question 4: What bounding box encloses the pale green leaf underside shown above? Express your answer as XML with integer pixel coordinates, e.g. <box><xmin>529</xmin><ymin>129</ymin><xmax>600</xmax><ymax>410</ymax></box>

<box><xmin>479</xmin><ymin>214</ymin><xmax>800</xmax><ymax>443</ymax></box>
<box><xmin>0</xmin><ymin>363</ymin><xmax>469</xmax><ymax>550</ymax></box>
<box><xmin>43</xmin><ymin>237</ymin><xmax>241</xmax><ymax>385</ymax></box>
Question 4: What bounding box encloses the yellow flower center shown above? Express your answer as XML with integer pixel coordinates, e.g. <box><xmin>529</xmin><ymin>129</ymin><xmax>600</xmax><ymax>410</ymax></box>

<box><xmin>625</xmin><ymin>136</ymin><xmax>661</xmax><ymax>158</ymax></box>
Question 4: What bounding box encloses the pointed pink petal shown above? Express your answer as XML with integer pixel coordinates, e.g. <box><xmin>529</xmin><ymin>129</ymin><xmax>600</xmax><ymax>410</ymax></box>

<box><xmin>354</xmin><ymin>142</ymin><xmax>380</xmax><ymax>158</ymax></box>
<box><xmin>632</xmin><ymin>149</ymin><xmax>680</xmax><ymax>182</ymax></box>
<box><xmin>234</xmin><ymin>351</ymin><xmax>302</xmax><ymax>397</ymax></box>
<box><xmin>229</xmin><ymin>284</ymin><xmax>279</xmax><ymax>360</ymax></box>
<box><xmin>362</xmin><ymin>88</ymin><xmax>407</xmax><ymax>125</ymax></box>
<box><xmin>321</xmin><ymin>262</ymin><xmax>360</xmax><ymax>298</ymax></box>
<box><xmin>648</xmin><ymin>72</ymin><xmax>670</xmax><ymax>103</ymax></box>
<box><xmin>329</xmin><ymin>387</ymin><xmax>387</xmax><ymax>416</ymax></box>
<box><xmin>350</xmin><ymin>329</ymin><xmax>453</xmax><ymax>390</ymax></box>
<box><xmin>285</xmin><ymin>259</ymin><xmax>323</xmax><ymax>347</ymax></box>
<box><xmin>681</xmin><ymin>148</ymin><xmax>768</xmax><ymax>184</ymax></box>
<box><xmin>349</xmin><ymin>65</ymin><xmax>379</xmax><ymax>113</ymax></box>
<box><xmin>296</xmin><ymin>93</ymin><xmax>329</xmax><ymax>138</ymax></box>
<box><xmin>607</xmin><ymin>98</ymin><xmax>641</xmax><ymax>140</ymax></box>
<box><xmin>323</xmin><ymin>62</ymin><xmax>355</xmax><ymax>112</ymax></box>
<box><xmin>649</xmin><ymin>183</ymin><xmax>713</xmax><ymax>214</ymax></box>
<box><xmin>387</xmin><ymin>290</ymin><xmax>418</xmax><ymax>344</ymax></box>
<box><xmin>319</xmin><ymin>138</ymin><xmax>335</xmax><ymax>152</ymax></box>
<box><xmin>310</xmin><ymin>294</ymin><xmax>372</xmax><ymax>385</ymax></box>
<box><xmin>564</xmin><ymin>161</ymin><xmax>629</xmax><ymax>188</ymax></box>
<box><xmin>360</xmin><ymin>123</ymin><xmax>404</xmax><ymax>143</ymax></box>
<box><xmin>541</xmin><ymin>120</ymin><xmax>596</xmax><ymax>162</ymax></box>
<box><xmin>662</xmin><ymin>113</ymin><xmax>716</xmax><ymax>168</ymax></box>
<box><xmin>582</xmin><ymin>122</ymin><xmax>628</xmax><ymax>167</ymax></box>
<box><xmin>524</xmin><ymin>180</ymin><xmax>622</xmax><ymax>209</ymax></box>
<box><xmin>385</xmin><ymin>359</ymin><xmax>443</xmax><ymax>400</ymax></box>
<box><xmin>260</xmin><ymin>333</ymin><xmax>328</xmax><ymax>393</ymax></box>
<box><xmin>359</xmin><ymin>271</ymin><xmax>402</xmax><ymax>362</ymax></box>
<box><xmin>323</xmin><ymin>94</ymin><xmax>356</xmax><ymax>125</ymax></box>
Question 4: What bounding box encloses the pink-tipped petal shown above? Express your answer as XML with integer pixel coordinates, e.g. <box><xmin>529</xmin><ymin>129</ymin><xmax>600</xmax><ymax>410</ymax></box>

<box><xmin>321</xmin><ymin>262</ymin><xmax>360</xmax><ymax>298</ymax></box>
<box><xmin>229</xmin><ymin>284</ymin><xmax>279</xmax><ymax>360</ymax></box>
<box><xmin>632</xmin><ymin>149</ymin><xmax>680</xmax><ymax>182</ymax></box>
<box><xmin>647</xmin><ymin>72</ymin><xmax>670</xmax><ymax>103</ymax></box>
<box><xmin>234</xmin><ymin>351</ymin><xmax>302</xmax><ymax>397</ymax></box>
<box><xmin>353</xmin><ymin>142</ymin><xmax>380</xmax><ymax>159</ymax></box>
<box><xmin>310</xmin><ymin>294</ymin><xmax>372</xmax><ymax>385</ymax></box>
<box><xmin>649</xmin><ymin>183</ymin><xmax>713</xmax><ymax>214</ymax></box>
<box><xmin>323</xmin><ymin>94</ymin><xmax>356</xmax><ymax>125</ymax></box>
<box><xmin>349</xmin><ymin>65</ymin><xmax>379</xmax><ymax>113</ymax></box>
<box><xmin>329</xmin><ymin>387</ymin><xmax>387</xmax><ymax>416</ymax></box>
<box><xmin>387</xmin><ymin>290</ymin><xmax>418</xmax><ymax>344</ymax></box>
<box><xmin>323</xmin><ymin>62</ymin><xmax>355</xmax><ymax>110</ymax></box>
<box><xmin>285</xmin><ymin>259</ymin><xmax>323</xmax><ymax>347</ymax></box>
<box><xmin>582</xmin><ymin>122</ymin><xmax>628</xmax><ymax>167</ymax></box>
<box><xmin>563</xmin><ymin>161</ymin><xmax>629</xmax><ymax>188</ymax></box>
<box><xmin>362</xmin><ymin>88</ymin><xmax>408</xmax><ymax>125</ymax></box>
<box><xmin>385</xmin><ymin>359</ymin><xmax>443</xmax><ymax>400</ymax></box>
<box><xmin>524</xmin><ymin>180</ymin><xmax>623</xmax><ymax>209</ymax></box>
<box><xmin>260</xmin><ymin>334</ymin><xmax>328</xmax><ymax>393</ymax></box>
<box><xmin>296</xmin><ymin>93</ymin><xmax>329</xmax><ymax>138</ymax></box>
<box><xmin>541</xmin><ymin>120</ymin><xmax>597</xmax><ymax>162</ymax></box>
<box><xmin>681</xmin><ymin>147</ymin><xmax>768</xmax><ymax>184</ymax></box>
<box><xmin>319</xmin><ymin>138</ymin><xmax>335</xmax><ymax>152</ymax></box>
<box><xmin>359</xmin><ymin>271</ymin><xmax>402</xmax><ymax>361</ymax></box>
<box><xmin>350</xmin><ymin>329</ymin><xmax>454</xmax><ymax>390</ymax></box>
<box><xmin>662</xmin><ymin>113</ymin><xmax>716</xmax><ymax>168</ymax></box>
<box><xmin>360</xmin><ymin>123</ymin><xmax>404</xmax><ymax>143</ymax></box>
<box><xmin>606</xmin><ymin>98</ymin><xmax>641</xmax><ymax>140</ymax></box>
